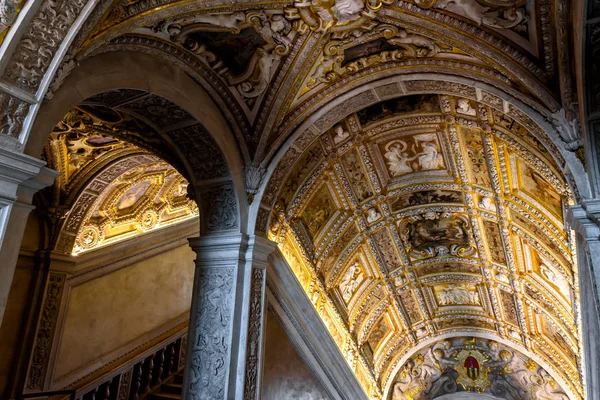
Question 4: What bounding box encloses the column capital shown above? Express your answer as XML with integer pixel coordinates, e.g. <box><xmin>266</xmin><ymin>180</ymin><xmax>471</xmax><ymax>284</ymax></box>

<box><xmin>246</xmin><ymin>235</ymin><xmax>278</xmax><ymax>269</ymax></box>
<box><xmin>188</xmin><ymin>233</ymin><xmax>278</xmax><ymax>268</ymax></box>
<box><xmin>188</xmin><ymin>232</ymin><xmax>248</xmax><ymax>264</ymax></box>
<box><xmin>568</xmin><ymin>203</ymin><xmax>600</xmax><ymax>241</ymax></box>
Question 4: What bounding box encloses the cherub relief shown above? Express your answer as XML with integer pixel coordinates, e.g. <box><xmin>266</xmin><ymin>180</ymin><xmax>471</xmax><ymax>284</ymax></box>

<box><xmin>384</xmin><ymin>133</ymin><xmax>444</xmax><ymax>177</ymax></box>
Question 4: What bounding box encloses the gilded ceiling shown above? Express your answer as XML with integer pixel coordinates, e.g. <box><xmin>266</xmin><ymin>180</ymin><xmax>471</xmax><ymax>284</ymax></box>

<box><xmin>48</xmin><ymin>0</ymin><xmax>580</xmax><ymax>165</ymax></box>
<box><xmin>267</xmin><ymin>94</ymin><xmax>580</xmax><ymax>399</ymax></box>
<box><xmin>44</xmin><ymin>104</ymin><xmax>201</xmax><ymax>255</ymax></box>
<box><xmin>4</xmin><ymin>0</ymin><xmax>585</xmax><ymax>397</ymax></box>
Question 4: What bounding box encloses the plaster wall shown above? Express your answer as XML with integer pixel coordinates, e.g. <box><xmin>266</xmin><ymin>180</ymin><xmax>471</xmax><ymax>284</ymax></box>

<box><xmin>262</xmin><ymin>309</ymin><xmax>330</xmax><ymax>400</ymax></box>
<box><xmin>54</xmin><ymin>244</ymin><xmax>195</xmax><ymax>379</ymax></box>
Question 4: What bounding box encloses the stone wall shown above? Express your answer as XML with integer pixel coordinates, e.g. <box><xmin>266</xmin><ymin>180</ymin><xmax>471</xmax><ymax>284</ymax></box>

<box><xmin>262</xmin><ymin>309</ymin><xmax>330</xmax><ymax>400</ymax></box>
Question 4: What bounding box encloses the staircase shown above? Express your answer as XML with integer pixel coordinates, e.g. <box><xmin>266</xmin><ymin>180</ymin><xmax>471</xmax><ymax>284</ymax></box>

<box><xmin>147</xmin><ymin>371</ymin><xmax>184</xmax><ymax>400</ymax></box>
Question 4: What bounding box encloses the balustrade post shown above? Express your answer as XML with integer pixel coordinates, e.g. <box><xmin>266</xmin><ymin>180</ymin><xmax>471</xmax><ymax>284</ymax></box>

<box><xmin>152</xmin><ymin>348</ymin><xmax>165</xmax><ymax>387</ymax></box>
<box><xmin>130</xmin><ymin>362</ymin><xmax>142</xmax><ymax>400</ymax></box>
<box><xmin>182</xmin><ymin>233</ymin><xmax>277</xmax><ymax>400</ymax></box>
<box><xmin>163</xmin><ymin>343</ymin><xmax>175</xmax><ymax>380</ymax></box>
<box><xmin>100</xmin><ymin>378</ymin><xmax>112</xmax><ymax>400</ymax></box>
<box><xmin>140</xmin><ymin>354</ymin><xmax>154</xmax><ymax>394</ymax></box>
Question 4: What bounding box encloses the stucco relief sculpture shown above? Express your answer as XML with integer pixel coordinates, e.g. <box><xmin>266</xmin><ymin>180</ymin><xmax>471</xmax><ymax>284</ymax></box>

<box><xmin>384</xmin><ymin>133</ymin><xmax>445</xmax><ymax>177</ymax></box>
<box><xmin>307</xmin><ymin>26</ymin><xmax>445</xmax><ymax>87</ymax></box>
<box><xmin>140</xmin><ymin>10</ymin><xmax>293</xmax><ymax>103</ymax></box>
<box><xmin>333</xmin><ymin>124</ymin><xmax>351</xmax><ymax>143</ymax></box>
<box><xmin>435</xmin><ymin>284</ymin><xmax>480</xmax><ymax>306</ymax></box>
<box><xmin>390</xmin><ymin>338</ymin><xmax>569</xmax><ymax>400</ymax></box>
<box><xmin>339</xmin><ymin>261</ymin><xmax>365</xmax><ymax>302</ymax></box>
<box><xmin>286</xmin><ymin>0</ymin><xmax>381</xmax><ymax>32</ymax></box>
<box><xmin>414</xmin><ymin>0</ymin><xmax>529</xmax><ymax>30</ymax></box>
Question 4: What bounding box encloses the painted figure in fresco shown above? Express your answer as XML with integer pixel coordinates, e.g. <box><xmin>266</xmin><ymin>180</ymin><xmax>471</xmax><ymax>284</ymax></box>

<box><xmin>410</xmin><ymin>217</ymin><xmax>467</xmax><ymax>249</ymax></box>
<box><xmin>117</xmin><ymin>181</ymin><xmax>151</xmax><ymax>210</ymax></box>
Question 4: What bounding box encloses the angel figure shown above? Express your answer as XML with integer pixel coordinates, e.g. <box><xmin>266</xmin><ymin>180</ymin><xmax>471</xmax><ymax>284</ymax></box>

<box><xmin>385</xmin><ymin>140</ymin><xmax>416</xmax><ymax>176</ymax></box>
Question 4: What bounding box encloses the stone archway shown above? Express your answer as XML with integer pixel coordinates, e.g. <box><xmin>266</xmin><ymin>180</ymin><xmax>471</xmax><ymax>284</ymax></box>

<box><xmin>26</xmin><ymin>50</ymin><xmax>247</xmax><ymax>234</ymax></box>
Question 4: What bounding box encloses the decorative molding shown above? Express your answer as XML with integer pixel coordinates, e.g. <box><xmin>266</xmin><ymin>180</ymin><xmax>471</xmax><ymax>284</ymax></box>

<box><xmin>200</xmin><ymin>182</ymin><xmax>239</xmax><ymax>232</ymax></box>
<box><xmin>243</xmin><ymin>267</ymin><xmax>265</xmax><ymax>400</ymax></box>
<box><xmin>27</xmin><ymin>273</ymin><xmax>66</xmax><ymax>390</ymax></box>
<box><xmin>186</xmin><ymin>266</ymin><xmax>235</xmax><ymax>399</ymax></box>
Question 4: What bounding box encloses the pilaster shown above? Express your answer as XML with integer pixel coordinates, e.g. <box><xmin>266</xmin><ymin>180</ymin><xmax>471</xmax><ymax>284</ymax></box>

<box><xmin>184</xmin><ymin>233</ymin><xmax>277</xmax><ymax>400</ymax></box>
<box><xmin>567</xmin><ymin>202</ymin><xmax>600</xmax><ymax>400</ymax></box>
<box><xmin>0</xmin><ymin>143</ymin><xmax>57</xmax><ymax>325</ymax></box>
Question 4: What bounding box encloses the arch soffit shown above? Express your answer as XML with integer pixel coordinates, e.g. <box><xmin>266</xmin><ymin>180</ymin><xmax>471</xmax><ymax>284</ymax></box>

<box><xmin>255</xmin><ymin>74</ymin><xmax>589</xmax><ymax>222</ymax></box>
<box><xmin>28</xmin><ymin>51</ymin><xmax>248</xmax><ymax>233</ymax></box>
<box><xmin>255</xmin><ymin>82</ymin><xmax>583</xmax><ymax>398</ymax></box>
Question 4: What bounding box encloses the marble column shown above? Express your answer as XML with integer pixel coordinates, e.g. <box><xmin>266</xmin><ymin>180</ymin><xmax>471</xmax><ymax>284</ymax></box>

<box><xmin>183</xmin><ymin>233</ymin><xmax>277</xmax><ymax>400</ymax></box>
<box><xmin>0</xmin><ymin>141</ymin><xmax>58</xmax><ymax>326</ymax></box>
<box><xmin>568</xmin><ymin>202</ymin><xmax>600</xmax><ymax>399</ymax></box>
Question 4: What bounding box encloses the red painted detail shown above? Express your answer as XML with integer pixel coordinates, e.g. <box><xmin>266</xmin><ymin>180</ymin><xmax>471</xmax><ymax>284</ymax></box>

<box><xmin>464</xmin><ymin>355</ymin><xmax>479</xmax><ymax>369</ymax></box>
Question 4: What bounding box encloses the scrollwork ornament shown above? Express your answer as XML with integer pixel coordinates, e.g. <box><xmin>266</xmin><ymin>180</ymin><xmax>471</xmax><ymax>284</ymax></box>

<box><xmin>550</xmin><ymin>108</ymin><xmax>583</xmax><ymax>151</ymax></box>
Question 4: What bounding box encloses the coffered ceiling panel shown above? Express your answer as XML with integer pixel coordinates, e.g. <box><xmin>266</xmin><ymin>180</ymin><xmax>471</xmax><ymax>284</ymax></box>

<box><xmin>267</xmin><ymin>94</ymin><xmax>580</xmax><ymax>399</ymax></box>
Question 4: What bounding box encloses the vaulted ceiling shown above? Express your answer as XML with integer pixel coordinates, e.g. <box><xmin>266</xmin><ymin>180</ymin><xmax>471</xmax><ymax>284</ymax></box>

<box><xmin>49</xmin><ymin>0</ymin><xmax>580</xmax><ymax>165</ymax></box>
<box><xmin>267</xmin><ymin>94</ymin><xmax>579</xmax><ymax>398</ymax></box>
<box><xmin>43</xmin><ymin>102</ymin><xmax>206</xmax><ymax>254</ymax></box>
<box><xmin>19</xmin><ymin>0</ymin><xmax>584</xmax><ymax>398</ymax></box>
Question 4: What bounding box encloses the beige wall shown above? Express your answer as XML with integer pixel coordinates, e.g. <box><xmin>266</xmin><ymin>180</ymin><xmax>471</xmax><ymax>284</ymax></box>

<box><xmin>54</xmin><ymin>244</ymin><xmax>195</xmax><ymax>379</ymax></box>
<box><xmin>263</xmin><ymin>309</ymin><xmax>330</xmax><ymax>400</ymax></box>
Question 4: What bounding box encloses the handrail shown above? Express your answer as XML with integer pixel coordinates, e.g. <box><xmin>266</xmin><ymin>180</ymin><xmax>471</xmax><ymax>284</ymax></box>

<box><xmin>18</xmin><ymin>330</ymin><xmax>187</xmax><ymax>400</ymax></box>
<box><xmin>17</xmin><ymin>390</ymin><xmax>76</xmax><ymax>400</ymax></box>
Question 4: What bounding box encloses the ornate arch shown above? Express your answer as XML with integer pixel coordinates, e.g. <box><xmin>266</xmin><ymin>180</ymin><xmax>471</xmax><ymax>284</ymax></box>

<box><xmin>26</xmin><ymin>51</ymin><xmax>247</xmax><ymax>234</ymax></box>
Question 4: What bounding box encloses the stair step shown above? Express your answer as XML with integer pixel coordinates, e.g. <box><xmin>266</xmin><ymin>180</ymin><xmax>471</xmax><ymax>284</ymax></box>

<box><xmin>173</xmin><ymin>374</ymin><xmax>184</xmax><ymax>384</ymax></box>
<box><xmin>161</xmin><ymin>382</ymin><xmax>183</xmax><ymax>395</ymax></box>
<box><xmin>148</xmin><ymin>392</ymin><xmax>181</xmax><ymax>400</ymax></box>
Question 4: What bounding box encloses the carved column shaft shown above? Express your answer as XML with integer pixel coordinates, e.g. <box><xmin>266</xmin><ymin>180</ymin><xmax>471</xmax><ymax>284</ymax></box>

<box><xmin>184</xmin><ymin>233</ymin><xmax>276</xmax><ymax>400</ymax></box>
